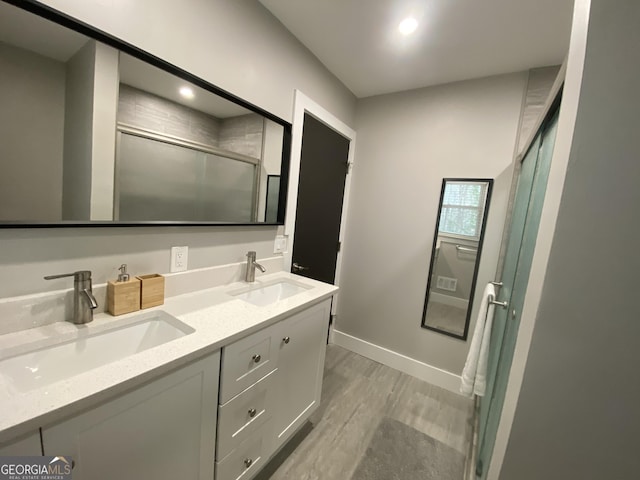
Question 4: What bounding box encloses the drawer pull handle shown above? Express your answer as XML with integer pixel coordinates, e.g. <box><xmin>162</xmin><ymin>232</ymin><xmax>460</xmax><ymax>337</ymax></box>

<box><xmin>244</xmin><ymin>458</ymin><xmax>253</xmax><ymax>468</ymax></box>
<box><xmin>283</xmin><ymin>336</ymin><xmax>290</xmax><ymax>344</ymax></box>
<box><xmin>248</xmin><ymin>408</ymin><xmax>257</xmax><ymax>418</ymax></box>
<box><xmin>252</xmin><ymin>354</ymin><xmax>261</xmax><ymax>363</ymax></box>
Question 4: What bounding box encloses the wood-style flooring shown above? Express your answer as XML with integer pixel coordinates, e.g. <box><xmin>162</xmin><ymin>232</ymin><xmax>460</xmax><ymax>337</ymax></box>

<box><xmin>256</xmin><ymin>344</ymin><xmax>474</xmax><ymax>480</ymax></box>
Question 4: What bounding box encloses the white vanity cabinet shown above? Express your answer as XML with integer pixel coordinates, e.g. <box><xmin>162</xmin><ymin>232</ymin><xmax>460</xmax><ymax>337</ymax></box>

<box><xmin>0</xmin><ymin>431</ymin><xmax>41</xmax><ymax>455</ymax></box>
<box><xmin>41</xmin><ymin>351</ymin><xmax>220</xmax><ymax>480</ymax></box>
<box><xmin>216</xmin><ymin>298</ymin><xmax>331</xmax><ymax>480</ymax></box>
<box><xmin>0</xmin><ymin>293</ymin><xmax>333</xmax><ymax>480</ymax></box>
<box><xmin>272</xmin><ymin>299</ymin><xmax>331</xmax><ymax>450</ymax></box>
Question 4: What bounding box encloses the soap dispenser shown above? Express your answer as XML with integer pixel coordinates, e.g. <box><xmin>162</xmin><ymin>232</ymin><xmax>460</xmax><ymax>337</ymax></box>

<box><xmin>107</xmin><ymin>264</ymin><xmax>141</xmax><ymax>316</ymax></box>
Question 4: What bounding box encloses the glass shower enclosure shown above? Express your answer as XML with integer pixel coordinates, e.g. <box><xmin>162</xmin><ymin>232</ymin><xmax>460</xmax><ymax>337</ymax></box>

<box><xmin>114</xmin><ymin>130</ymin><xmax>259</xmax><ymax>223</ymax></box>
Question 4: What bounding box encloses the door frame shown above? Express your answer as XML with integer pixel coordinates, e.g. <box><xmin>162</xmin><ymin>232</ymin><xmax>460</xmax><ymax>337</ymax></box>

<box><xmin>284</xmin><ymin>90</ymin><xmax>356</xmax><ymax>317</ymax></box>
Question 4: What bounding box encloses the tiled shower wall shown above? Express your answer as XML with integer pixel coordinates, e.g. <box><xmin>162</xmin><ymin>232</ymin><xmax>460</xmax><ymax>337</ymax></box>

<box><xmin>117</xmin><ymin>84</ymin><xmax>264</xmax><ymax>159</ymax></box>
<box><xmin>118</xmin><ymin>84</ymin><xmax>222</xmax><ymax>147</ymax></box>
<box><xmin>218</xmin><ymin>114</ymin><xmax>264</xmax><ymax>159</ymax></box>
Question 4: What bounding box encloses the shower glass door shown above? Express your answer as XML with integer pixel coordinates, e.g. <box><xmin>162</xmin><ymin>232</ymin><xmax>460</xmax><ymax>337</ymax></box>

<box><xmin>115</xmin><ymin>132</ymin><xmax>258</xmax><ymax>222</ymax></box>
<box><xmin>477</xmin><ymin>107</ymin><xmax>559</xmax><ymax>478</ymax></box>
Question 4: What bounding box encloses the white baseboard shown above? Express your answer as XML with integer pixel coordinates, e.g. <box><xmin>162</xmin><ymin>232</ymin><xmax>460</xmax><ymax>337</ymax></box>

<box><xmin>332</xmin><ymin>330</ymin><xmax>463</xmax><ymax>394</ymax></box>
<box><xmin>327</xmin><ymin>323</ymin><xmax>336</xmax><ymax>344</ymax></box>
<box><xmin>430</xmin><ymin>292</ymin><xmax>469</xmax><ymax>310</ymax></box>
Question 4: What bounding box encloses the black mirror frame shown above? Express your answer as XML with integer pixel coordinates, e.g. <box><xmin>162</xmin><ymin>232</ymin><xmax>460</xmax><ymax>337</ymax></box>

<box><xmin>420</xmin><ymin>178</ymin><xmax>494</xmax><ymax>340</ymax></box>
<box><xmin>0</xmin><ymin>0</ymin><xmax>292</xmax><ymax>228</ymax></box>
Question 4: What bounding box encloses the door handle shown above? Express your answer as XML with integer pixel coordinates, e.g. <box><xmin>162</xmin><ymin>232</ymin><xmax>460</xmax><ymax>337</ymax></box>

<box><xmin>292</xmin><ymin>263</ymin><xmax>309</xmax><ymax>273</ymax></box>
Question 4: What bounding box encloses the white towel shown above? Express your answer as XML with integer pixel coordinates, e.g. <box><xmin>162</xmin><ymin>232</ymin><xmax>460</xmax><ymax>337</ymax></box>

<box><xmin>460</xmin><ymin>283</ymin><xmax>496</xmax><ymax>397</ymax></box>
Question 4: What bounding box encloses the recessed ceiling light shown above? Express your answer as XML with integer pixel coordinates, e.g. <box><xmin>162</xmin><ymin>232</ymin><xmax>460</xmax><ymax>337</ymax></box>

<box><xmin>398</xmin><ymin>17</ymin><xmax>418</xmax><ymax>35</ymax></box>
<box><xmin>179</xmin><ymin>86</ymin><xmax>194</xmax><ymax>99</ymax></box>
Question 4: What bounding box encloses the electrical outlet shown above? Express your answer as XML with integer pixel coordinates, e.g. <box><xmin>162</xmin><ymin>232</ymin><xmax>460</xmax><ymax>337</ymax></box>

<box><xmin>170</xmin><ymin>246</ymin><xmax>188</xmax><ymax>272</ymax></box>
<box><xmin>274</xmin><ymin>235</ymin><xmax>287</xmax><ymax>254</ymax></box>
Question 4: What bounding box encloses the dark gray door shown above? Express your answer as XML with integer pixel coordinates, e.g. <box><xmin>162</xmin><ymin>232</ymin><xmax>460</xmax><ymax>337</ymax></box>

<box><xmin>291</xmin><ymin>114</ymin><xmax>350</xmax><ymax>284</ymax></box>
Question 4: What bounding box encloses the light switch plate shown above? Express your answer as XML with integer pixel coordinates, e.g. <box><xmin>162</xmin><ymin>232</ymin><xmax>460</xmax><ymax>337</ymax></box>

<box><xmin>170</xmin><ymin>246</ymin><xmax>188</xmax><ymax>272</ymax></box>
<box><xmin>274</xmin><ymin>235</ymin><xmax>287</xmax><ymax>254</ymax></box>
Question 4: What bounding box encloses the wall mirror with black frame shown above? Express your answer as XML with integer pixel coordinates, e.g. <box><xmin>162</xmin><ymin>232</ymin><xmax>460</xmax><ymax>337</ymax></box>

<box><xmin>0</xmin><ymin>0</ymin><xmax>291</xmax><ymax>226</ymax></box>
<box><xmin>421</xmin><ymin>178</ymin><xmax>493</xmax><ymax>339</ymax></box>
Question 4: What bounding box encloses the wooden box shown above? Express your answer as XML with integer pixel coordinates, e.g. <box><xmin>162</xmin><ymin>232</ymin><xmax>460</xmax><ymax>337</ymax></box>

<box><xmin>107</xmin><ymin>278</ymin><xmax>141</xmax><ymax>316</ymax></box>
<box><xmin>137</xmin><ymin>274</ymin><xmax>165</xmax><ymax>309</ymax></box>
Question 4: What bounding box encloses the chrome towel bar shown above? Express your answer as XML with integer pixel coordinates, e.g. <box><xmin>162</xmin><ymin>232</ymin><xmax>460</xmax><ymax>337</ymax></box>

<box><xmin>490</xmin><ymin>299</ymin><xmax>508</xmax><ymax>309</ymax></box>
<box><xmin>488</xmin><ymin>292</ymin><xmax>508</xmax><ymax>309</ymax></box>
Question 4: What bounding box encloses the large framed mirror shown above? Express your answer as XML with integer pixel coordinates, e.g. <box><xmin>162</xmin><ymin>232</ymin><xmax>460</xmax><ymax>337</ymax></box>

<box><xmin>421</xmin><ymin>178</ymin><xmax>493</xmax><ymax>340</ymax></box>
<box><xmin>0</xmin><ymin>0</ymin><xmax>291</xmax><ymax>227</ymax></box>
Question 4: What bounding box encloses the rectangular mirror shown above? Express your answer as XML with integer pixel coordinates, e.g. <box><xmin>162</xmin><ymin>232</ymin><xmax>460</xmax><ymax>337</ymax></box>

<box><xmin>0</xmin><ymin>0</ymin><xmax>291</xmax><ymax>226</ymax></box>
<box><xmin>421</xmin><ymin>178</ymin><xmax>493</xmax><ymax>339</ymax></box>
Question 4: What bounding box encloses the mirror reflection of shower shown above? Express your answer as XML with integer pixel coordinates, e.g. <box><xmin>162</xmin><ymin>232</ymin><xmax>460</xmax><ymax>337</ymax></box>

<box><xmin>0</xmin><ymin>2</ymin><xmax>290</xmax><ymax>225</ymax></box>
<box><xmin>421</xmin><ymin>179</ymin><xmax>493</xmax><ymax>339</ymax></box>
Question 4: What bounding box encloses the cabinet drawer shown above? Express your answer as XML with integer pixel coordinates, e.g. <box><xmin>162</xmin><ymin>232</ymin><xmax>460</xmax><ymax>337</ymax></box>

<box><xmin>215</xmin><ymin>420</ymin><xmax>272</xmax><ymax>480</ymax></box>
<box><xmin>217</xmin><ymin>368</ymin><xmax>277</xmax><ymax>460</ymax></box>
<box><xmin>220</xmin><ymin>325</ymin><xmax>279</xmax><ymax>403</ymax></box>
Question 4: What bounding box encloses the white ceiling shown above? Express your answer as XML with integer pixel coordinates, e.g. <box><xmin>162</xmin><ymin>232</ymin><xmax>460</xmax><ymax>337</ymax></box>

<box><xmin>259</xmin><ymin>0</ymin><xmax>575</xmax><ymax>98</ymax></box>
<box><xmin>119</xmin><ymin>54</ymin><xmax>251</xmax><ymax>118</ymax></box>
<box><xmin>0</xmin><ymin>2</ymin><xmax>250</xmax><ymax>119</ymax></box>
<box><xmin>0</xmin><ymin>2</ymin><xmax>86</xmax><ymax>61</ymax></box>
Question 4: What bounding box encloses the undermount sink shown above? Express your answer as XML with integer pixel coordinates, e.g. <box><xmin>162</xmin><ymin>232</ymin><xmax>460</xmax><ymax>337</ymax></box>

<box><xmin>230</xmin><ymin>280</ymin><xmax>310</xmax><ymax>307</ymax></box>
<box><xmin>0</xmin><ymin>310</ymin><xmax>194</xmax><ymax>393</ymax></box>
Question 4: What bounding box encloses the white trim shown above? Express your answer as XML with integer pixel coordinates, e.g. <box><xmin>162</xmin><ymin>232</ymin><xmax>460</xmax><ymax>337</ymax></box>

<box><xmin>284</xmin><ymin>91</ymin><xmax>357</xmax><ymax>316</ymax></box>
<box><xmin>429</xmin><ymin>292</ymin><xmax>469</xmax><ymax>310</ymax></box>
<box><xmin>486</xmin><ymin>1</ymin><xmax>591</xmax><ymax>478</ymax></box>
<box><xmin>332</xmin><ymin>330</ymin><xmax>463</xmax><ymax>394</ymax></box>
<box><xmin>327</xmin><ymin>324</ymin><xmax>336</xmax><ymax>344</ymax></box>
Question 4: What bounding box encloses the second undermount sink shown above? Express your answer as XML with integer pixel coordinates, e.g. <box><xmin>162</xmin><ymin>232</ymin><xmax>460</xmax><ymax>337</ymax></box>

<box><xmin>0</xmin><ymin>310</ymin><xmax>194</xmax><ymax>393</ymax></box>
<box><xmin>230</xmin><ymin>280</ymin><xmax>310</xmax><ymax>307</ymax></box>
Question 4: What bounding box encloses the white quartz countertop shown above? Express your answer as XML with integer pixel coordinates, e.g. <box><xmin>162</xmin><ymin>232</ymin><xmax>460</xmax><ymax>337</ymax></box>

<box><xmin>0</xmin><ymin>272</ymin><xmax>338</xmax><ymax>444</ymax></box>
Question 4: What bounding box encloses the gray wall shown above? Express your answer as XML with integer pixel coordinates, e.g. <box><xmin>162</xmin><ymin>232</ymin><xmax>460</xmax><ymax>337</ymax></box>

<box><xmin>258</xmin><ymin>121</ymin><xmax>284</xmax><ymax>222</ymax></box>
<box><xmin>88</xmin><ymin>42</ymin><xmax>119</xmax><ymax>220</ymax></box>
<box><xmin>0</xmin><ymin>227</ymin><xmax>279</xmax><ymax>298</ymax></box>
<box><xmin>499</xmin><ymin>0</ymin><xmax>640</xmax><ymax>478</ymax></box>
<box><xmin>0</xmin><ymin>0</ymin><xmax>356</xmax><ymax>302</ymax></box>
<box><xmin>62</xmin><ymin>41</ymin><xmax>97</xmax><ymax>220</ymax></box>
<box><xmin>39</xmin><ymin>0</ymin><xmax>356</xmax><ymax>125</ymax></box>
<box><xmin>62</xmin><ymin>40</ymin><xmax>119</xmax><ymax>221</ymax></box>
<box><xmin>336</xmin><ymin>72</ymin><xmax>527</xmax><ymax>375</ymax></box>
<box><xmin>0</xmin><ymin>41</ymin><xmax>65</xmax><ymax>221</ymax></box>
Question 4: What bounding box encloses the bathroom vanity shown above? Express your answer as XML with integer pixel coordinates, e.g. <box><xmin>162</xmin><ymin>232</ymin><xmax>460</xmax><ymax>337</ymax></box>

<box><xmin>0</xmin><ymin>3</ymin><xmax>335</xmax><ymax>477</ymax></box>
<box><xmin>0</xmin><ymin>273</ymin><xmax>337</xmax><ymax>480</ymax></box>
